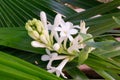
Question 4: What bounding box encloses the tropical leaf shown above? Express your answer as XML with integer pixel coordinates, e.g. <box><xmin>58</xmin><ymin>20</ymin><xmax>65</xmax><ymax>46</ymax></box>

<box><xmin>0</xmin><ymin>51</ymin><xmax>63</xmax><ymax>80</ymax></box>
<box><xmin>60</xmin><ymin>0</ymin><xmax>101</xmax><ymax>9</ymax></box>
<box><xmin>0</xmin><ymin>27</ymin><xmax>44</xmax><ymax>54</ymax></box>
<box><xmin>0</xmin><ymin>0</ymin><xmax>76</xmax><ymax>27</ymax></box>
<box><xmin>0</xmin><ymin>0</ymin><xmax>120</xmax><ymax>79</ymax></box>
<box><xmin>66</xmin><ymin>67</ymin><xmax>89</xmax><ymax>80</ymax></box>
<box><xmin>65</xmin><ymin>0</ymin><xmax>120</xmax><ymax>21</ymax></box>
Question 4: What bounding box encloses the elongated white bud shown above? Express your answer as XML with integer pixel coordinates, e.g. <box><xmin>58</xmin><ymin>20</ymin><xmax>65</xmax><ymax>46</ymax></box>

<box><xmin>40</xmin><ymin>11</ymin><xmax>48</xmax><ymax>30</ymax></box>
<box><xmin>53</xmin><ymin>43</ymin><xmax>60</xmax><ymax>51</ymax></box>
<box><xmin>31</xmin><ymin>41</ymin><xmax>46</xmax><ymax>47</ymax></box>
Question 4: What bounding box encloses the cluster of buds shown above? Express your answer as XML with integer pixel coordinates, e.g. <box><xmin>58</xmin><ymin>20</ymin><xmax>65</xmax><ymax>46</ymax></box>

<box><xmin>25</xmin><ymin>11</ymin><xmax>95</xmax><ymax>78</ymax></box>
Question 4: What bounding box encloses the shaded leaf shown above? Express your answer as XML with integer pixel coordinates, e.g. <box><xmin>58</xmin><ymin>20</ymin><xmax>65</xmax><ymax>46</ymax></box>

<box><xmin>0</xmin><ymin>51</ymin><xmax>63</xmax><ymax>80</ymax></box>
<box><xmin>66</xmin><ymin>67</ymin><xmax>89</xmax><ymax>80</ymax></box>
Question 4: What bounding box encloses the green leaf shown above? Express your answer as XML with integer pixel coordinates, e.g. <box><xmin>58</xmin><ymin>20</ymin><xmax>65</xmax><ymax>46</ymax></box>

<box><xmin>86</xmin><ymin>12</ymin><xmax>120</xmax><ymax>35</ymax></box>
<box><xmin>113</xmin><ymin>16</ymin><xmax>120</xmax><ymax>25</ymax></box>
<box><xmin>92</xmin><ymin>49</ymin><xmax>120</xmax><ymax>68</ymax></box>
<box><xmin>100</xmin><ymin>50</ymin><xmax>120</xmax><ymax>58</ymax></box>
<box><xmin>87</xmin><ymin>41</ymin><xmax>120</xmax><ymax>51</ymax></box>
<box><xmin>0</xmin><ymin>45</ymin><xmax>47</xmax><ymax>68</ymax></box>
<box><xmin>0</xmin><ymin>51</ymin><xmax>63</xmax><ymax>80</ymax></box>
<box><xmin>85</xmin><ymin>54</ymin><xmax>120</xmax><ymax>73</ymax></box>
<box><xmin>0</xmin><ymin>27</ymin><xmax>44</xmax><ymax>54</ymax></box>
<box><xmin>92</xmin><ymin>69</ymin><xmax>117</xmax><ymax>80</ymax></box>
<box><xmin>66</xmin><ymin>67</ymin><xmax>89</xmax><ymax>80</ymax></box>
<box><xmin>66</xmin><ymin>0</ymin><xmax>120</xmax><ymax>21</ymax></box>
<box><xmin>0</xmin><ymin>64</ymin><xmax>41</xmax><ymax>80</ymax></box>
<box><xmin>78</xmin><ymin>48</ymin><xmax>89</xmax><ymax>65</ymax></box>
<box><xmin>61</xmin><ymin>0</ymin><xmax>101</xmax><ymax>9</ymax></box>
<box><xmin>38</xmin><ymin>0</ymin><xmax>76</xmax><ymax>17</ymax></box>
<box><xmin>0</xmin><ymin>0</ymin><xmax>76</xmax><ymax>27</ymax></box>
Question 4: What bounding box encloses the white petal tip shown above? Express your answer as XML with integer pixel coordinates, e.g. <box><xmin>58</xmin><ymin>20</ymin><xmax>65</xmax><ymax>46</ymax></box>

<box><xmin>53</xmin><ymin>43</ymin><xmax>60</xmax><ymax>51</ymax></box>
<box><xmin>41</xmin><ymin>55</ymin><xmax>50</xmax><ymax>61</ymax></box>
<box><xmin>31</xmin><ymin>41</ymin><xmax>46</xmax><ymax>48</ymax></box>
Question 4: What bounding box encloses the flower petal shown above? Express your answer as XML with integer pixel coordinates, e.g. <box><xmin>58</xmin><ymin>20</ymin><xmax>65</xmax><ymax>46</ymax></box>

<box><xmin>64</xmin><ymin>22</ymin><xmax>71</xmax><ymax>30</ymax></box>
<box><xmin>31</xmin><ymin>41</ymin><xmax>46</xmax><ymax>47</ymax></box>
<box><xmin>46</xmin><ymin>49</ymin><xmax>51</xmax><ymax>55</ymax></box>
<box><xmin>54</xmin><ymin>14</ymin><xmax>62</xmax><ymax>27</ymax></box>
<box><xmin>41</xmin><ymin>55</ymin><xmax>50</xmax><ymax>61</ymax></box>
<box><xmin>40</xmin><ymin>34</ymin><xmax>48</xmax><ymax>44</ymax></box>
<box><xmin>40</xmin><ymin>11</ymin><xmax>48</xmax><ymax>30</ymax></box>
<box><xmin>53</xmin><ymin>43</ymin><xmax>60</xmax><ymax>51</ymax></box>
<box><xmin>69</xmin><ymin>29</ymin><xmax>78</xmax><ymax>34</ymax></box>
<box><xmin>60</xmin><ymin>32</ymin><xmax>66</xmax><ymax>37</ymax></box>
<box><xmin>51</xmin><ymin>53</ymin><xmax>58</xmax><ymax>57</ymax></box>
<box><xmin>68</xmin><ymin>35</ymin><xmax>73</xmax><ymax>41</ymax></box>
<box><xmin>54</xmin><ymin>27</ymin><xmax>62</xmax><ymax>31</ymax></box>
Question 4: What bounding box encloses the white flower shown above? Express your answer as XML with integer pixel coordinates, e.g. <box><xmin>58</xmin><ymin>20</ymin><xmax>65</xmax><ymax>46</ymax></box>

<box><xmin>48</xmin><ymin>58</ymin><xmax>69</xmax><ymax>79</ymax></box>
<box><xmin>40</xmin><ymin>12</ymin><xmax>62</xmax><ymax>43</ymax></box>
<box><xmin>48</xmin><ymin>14</ymin><xmax>63</xmax><ymax>42</ymax></box>
<box><xmin>41</xmin><ymin>49</ymin><xmax>68</xmax><ymax>68</ymax></box>
<box><xmin>55</xmin><ymin>21</ymin><xmax>78</xmax><ymax>41</ymax></box>
<box><xmin>80</xmin><ymin>21</ymin><xmax>89</xmax><ymax>34</ymax></box>
<box><xmin>68</xmin><ymin>35</ymin><xmax>85</xmax><ymax>53</ymax></box>
<box><xmin>26</xmin><ymin>11</ymin><xmax>96</xmax><ymax>78</ymax></box>
<box><xmin>41</xmin><ymin>49</ymin><xmax>69</xmax><ymax>78</ymax></box>
<box><xmin>53</xmin><ymin>43</ymin><xmax>60</xmax><ymax>51</ymax></box>
<box><xmin>40</xmin><ymin>11</ymin><xmax>48</xmax><ymax>31</ymax></box>
<box><xmin>31</xmin><ymin>41</ymin><xmax>46</xmax><ymax>48</ymax></box>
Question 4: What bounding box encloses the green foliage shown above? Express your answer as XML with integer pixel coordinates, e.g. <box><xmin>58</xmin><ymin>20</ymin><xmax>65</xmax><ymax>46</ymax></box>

<box><xmin>0</xmin><ymin>0</ymin><xmax>120</xmax><ymax>79</ymax></box>
<box><xmin>0</xmin><ymin>51</ymin><xmax>62</xmax><ymax>80</ymax></box>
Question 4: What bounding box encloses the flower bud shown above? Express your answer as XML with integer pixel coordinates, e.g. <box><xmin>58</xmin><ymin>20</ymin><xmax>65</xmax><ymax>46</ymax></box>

<box><xmin>42</xmin><ymin>30</ymin><xmax>49</xmax><ymax>40</ymax></box>
<box><xmin>28</xmin><ymin>30</ymin><xmax>40</xmax><ymax>40</ymax></box>
<box><xmin>25</xmin><ymin>18</ymin><xmax>44</xmax><ymax>34</ymax></box>
<box><xmin>40</xmin><ymin>11</ymin><xmax>48</xmax><ymax>30</ymax></box>
<box><xmin>25</xmin><ymin>23</ymin><xmax>33</xmax><ymax>31</ymax></box>
<box><xmin>53</xmin><ymin>43</ymin><xmax>60</xmax><ymax>51</ymax></box>
<box><xmin>31</xmin><ymin>41</ymin><xmax>46</xmax><ymax>48</ymax></box>
<box><xmin>27</xmin><ymin>20</ymin><xmax>33</xmax><ymax>26</ymax></box>
<box><xmin>36</xmin><ymin>21</ymin><xmax>44</xmax><ymax>33</ymax></box>
<box><xmin>40</xmin><ymin>34</ymin><xmax>48</xmax><ymax>44</ymax></box>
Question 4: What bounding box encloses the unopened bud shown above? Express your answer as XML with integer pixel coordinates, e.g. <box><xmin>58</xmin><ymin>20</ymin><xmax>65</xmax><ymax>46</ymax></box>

<box><xmin>31</xmin><ymin>41</ymin><xmax>46</xmax><ymax>48</ymax></box>
<box><xmin>25</xmin><ymin>23</ymin><xmax>33</xmax><ymax>31</ymax></box>
<box><xmin>42</xmin><ymin>30</ymin><xmax>49</xmax><ymax>40</ymax></box>
<box><xmin>28</xmin><ymin>30</ymin><xmax>40</xmax><ymax>40</ymax></box>
<box><xmin>25</xmin><ymin>18</ymin><xmax>44</xmax><ymax>34</ymax></box>
<box><xmin>53</xmin><ymin>43</ymin><xmax>60</xmax><ymax>51</ymax></box>
<box><xmin>40</xmin><ymin>34</ymin><xmax>48</xmax><ymax>44</ymax></box>
<box><xmin>27</xmin><ymin>20</ymin><xmax>32</xmax><ymax>26</ymax></box>
<box><xmin>36</xmin><ymin>21</ymin><xmax>44</xmax><ymax>33</ymax></box>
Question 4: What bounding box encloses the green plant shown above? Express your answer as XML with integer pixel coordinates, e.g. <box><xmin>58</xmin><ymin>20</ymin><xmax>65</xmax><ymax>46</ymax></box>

<box><xmin>0</xmin><ymin>0</ymin><xmax>120</xmax><ymax>80</ymax></box>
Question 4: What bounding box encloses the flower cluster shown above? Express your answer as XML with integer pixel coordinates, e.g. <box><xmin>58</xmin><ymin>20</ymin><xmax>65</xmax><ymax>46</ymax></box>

<box><xmin>25</xmin><ymin>11</ymin><xmax>95</xmax><ymax>78</ymax></box>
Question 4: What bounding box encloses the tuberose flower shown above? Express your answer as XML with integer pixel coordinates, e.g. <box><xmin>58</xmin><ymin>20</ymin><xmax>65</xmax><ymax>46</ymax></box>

<box><xmin>67</xmin><ymin>35</ymin><xmax>85</xmax><ymax>53</ymax></box>
<box><xmin>25</xmin><ymin>11</ymin><xmax>95</xmax><ymax>79</ymax></box>
<box><xmin>55</xmin><ymin>21</ymin><xmax>78</xmax><ymax>41</ymax></box>
<box><xmin>41</xmin><ymin>49</ymin><xmax>70</xmax><ymax>78</ymax></box>
<box><xmin>79</xmin><ymin>21</ymin><xmax>89</xmax><ymax>34</ymax></box>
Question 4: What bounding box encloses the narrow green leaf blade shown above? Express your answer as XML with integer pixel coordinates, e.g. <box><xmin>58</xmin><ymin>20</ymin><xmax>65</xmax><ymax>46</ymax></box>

<box><xmin>66</xmin><ymin>67</ymin><xmax>89</xmax><ymax>80</ymax></box>
<box><xmin>0</xmin><ymin>51</ymin><xmax>63</xmax><ymax>80</ymax></box>
<box><xmin>0</xmin><ymin>27</ymin><xmax>44</xmax><ymax>54</ymax></box>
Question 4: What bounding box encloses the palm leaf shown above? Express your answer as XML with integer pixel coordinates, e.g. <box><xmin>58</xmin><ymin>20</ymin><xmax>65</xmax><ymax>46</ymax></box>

<box><xmin>0</xmin><ymin>0</ymin><xmax>120</xmax><ymax>79</ymax></box>
<box><xmin>0</xmin><ymin>51</ymin><xmax>62</xmax><ymax>80</ymax></box>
